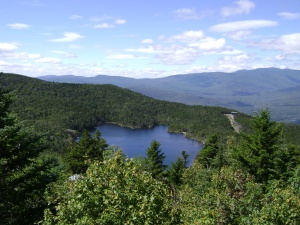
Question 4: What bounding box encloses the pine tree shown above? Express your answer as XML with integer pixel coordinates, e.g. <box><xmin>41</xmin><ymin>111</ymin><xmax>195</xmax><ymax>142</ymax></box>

<box><xmin>168</xmin><ymin>157</ymin><xmax>185</xmax><ymax>185</ymax></box>
<box><xmin>145</xmin><ymin>140</ymin><xmax>167</xmax><ymax>179</ymax></box>
<box><xmin>65</xmin><ymin>129</ymin><xmax>108</xmax><ymax>174</ymax></box>
<box><xmin>197</xmin><ymin>135</ymin><xmax>221</xmax><ymax>168</ymax></box>
<box><xmin>181</xmin><ymin>150</ymin><xmax>190</xmax><ymax>168</ymax></box>
<box><xmin>236</xmin><ymin>109</ymin><xmax>283</xmax><ymax>183</ymax></box>
<box><xmin>0</xmin><ymin>89</ymin><xmax>58</xmax><ymax>225</ymax></box>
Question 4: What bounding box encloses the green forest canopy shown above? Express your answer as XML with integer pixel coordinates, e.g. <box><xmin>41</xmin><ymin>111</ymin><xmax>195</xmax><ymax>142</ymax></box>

<box><xmin>1</xmin><ymin>72</ymin><xmax>299</xmax><ymax>146</ymax></box>
<box><xmin>1</xmin><ymin>72</ymin><xmax>300</xmax><ymax>224</ymax></box>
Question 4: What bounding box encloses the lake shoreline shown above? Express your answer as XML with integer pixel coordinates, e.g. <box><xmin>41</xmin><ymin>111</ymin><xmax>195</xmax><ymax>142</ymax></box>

<box><xmin>97</xmin><ymin>121</ymin><xmax>204</xmax><ymax>145</ymax></box>
<box><xmin>93</xmin><ymin>123</ymin><xmax>203</xmax><ymax>165</ymax></box>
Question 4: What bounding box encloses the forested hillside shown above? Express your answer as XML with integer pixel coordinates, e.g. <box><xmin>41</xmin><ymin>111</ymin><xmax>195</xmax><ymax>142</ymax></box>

<box><xmin>1</xmin><ymin>72</ymin><xmax>300</xmax><ymax>224</ymax></box>
<box><xmin>39</xmin><ymin>68</ymin><xmax>300</xmax><ymax>123</ymax></box>
<box><xmin>0</xmin><ymin>72</ymin><xmax>238</xmax><ymax>142</ymax></box>
<box><xmin>1</xmin><ymin>72</ymin><xmax>299</xmax><ymax>146</ymax></box>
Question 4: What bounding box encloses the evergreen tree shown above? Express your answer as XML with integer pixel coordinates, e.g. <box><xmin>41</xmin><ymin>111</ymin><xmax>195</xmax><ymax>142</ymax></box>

<box><xmin>181</xmin><ymin>150</ymin><xmax>190</xmax><ymax>168</ymax></box>
<box><xmin>145</xmin><ymin>140</ymin><xmax>167</xmax><ymax>179</ymax></box>
<box><xmin>168</xmin><ymin>157</ymin><xmax>185</xmax><ymax>185</ymax></box>
<box><xmin>197</xmin><ymin>135</ymin><xmax>224</xmax><ymax>169</ymax></box>
<box><xmin>168</xmin><ymin>151</ymin><xmax>190</xmax><ymax>185</ymax></box>
<box><xmin>0</xmin><ymin>89</ymin><xmax>58</xmax><ymax>225</ymax></box>
<box><xmin>65</xmin><ymin>129</ymin><xmax>108</xmax><ymax>174</ymax></box>
<box><xmin>236</xmin><ymin>109</ymin><xmax>285</xmax><ymax>183</ymax></box>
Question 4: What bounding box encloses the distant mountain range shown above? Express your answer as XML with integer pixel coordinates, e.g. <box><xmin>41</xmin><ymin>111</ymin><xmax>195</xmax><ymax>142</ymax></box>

<box><xmin>39</xmin><ymin>68</ymin><xmax>300</xmax><ymax>123</ymax></box>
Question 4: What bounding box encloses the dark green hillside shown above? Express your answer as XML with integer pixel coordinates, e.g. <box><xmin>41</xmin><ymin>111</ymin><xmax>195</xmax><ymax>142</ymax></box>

<box><xmin>39</xmin><ymin>68</ymin><xmax>300</xmax><ymax>122</ymax></box>
<box><xmin>0</xmin><ymin>72</ymin><xmax>235</xmax><ymax>143</ymax></box>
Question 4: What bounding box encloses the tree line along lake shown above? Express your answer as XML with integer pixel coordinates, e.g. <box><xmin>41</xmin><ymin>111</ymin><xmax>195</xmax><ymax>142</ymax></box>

<box><xmin>90</xmin><ymin>124</ymin><xmax>203</xmax><ymax>165</ymax></box>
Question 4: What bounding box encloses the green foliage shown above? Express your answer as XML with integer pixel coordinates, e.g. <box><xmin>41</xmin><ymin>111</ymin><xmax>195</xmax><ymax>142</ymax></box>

<box><xmin>283</xmin><ymin>123</ymin><xmax>300</xmax><ymax>146</ymax></box>
<box><xmin>168</xmin><ymin>157</ymin><xmax>185</xmax><ymax>186</ymax></box>
<box><xmin>65</xmin><ymin>129</ymin><xmax>108</xmax><ymax>174</ymax></box>
<box><xmin>289</xmin><ymin>165</ymin><xmax>300</xmax><ymax>195</ymax></box>
<box><xmin>167</xmin><ymin>151</ymin><xmax>190</xmax><ymax>186</ymax></box>
<box><xmin>181</xmin><ymin>169</ymin><xmax>300</xmax><ymax>225</ymax></box>
<box><xmin>235</xmin><ymin>109</ymin><xmax>300</xmax><ymax>183</ymax></box>
<box><xmin>245</xmin><ymin>181</ymin><xmax>300</xmax><ymax>224</ymax></box>
<box><xmin>180</xmin><ymin>161</ymin><xmax>214</xmax><ymax>200</ymax></box>
<box><xmin>196</xmin><ymin>135</ymin><xmax>230</xmax><ymax>170</ymax></box>
<box><xmin>197</xmin><ymin>135</ymin><xmax>220</xmax><ymax>167</ymax></box>
<box><xmin>181</xmin><ymin>150</ymin><xmax>190</xmax><ymax>168</ymax></box>
<box><xmin>43</xmin><ymin>151</ymin><xmax>181</xmax><ymax>225</ymax></box>
<box><xmin>180</xmin><ymin>166</ymin><xmax>263</xmax><ymax>224</ymax></box>
<box><xmin>145</xmin><ymin>140</ymin><xmax>167</xmax><ymax>179</ymax></box>
<box><xmin>0</xmin><ymin>89</ymin><xmax>58</xmax><ymax>225</ymax></box>
<box><xmin>178</xmin><ymin>110</ymin><xmax>300</xmax><ymax>224</ymax></box>
<box><xmin>1</xmin><ymin>73</ymin><xmax>300</xmax><ymax>224</ymax></box>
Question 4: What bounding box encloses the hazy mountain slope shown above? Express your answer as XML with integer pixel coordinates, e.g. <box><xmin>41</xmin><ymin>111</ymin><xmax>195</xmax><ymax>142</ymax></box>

<box><xmin>39</xmin><ymin>68</ymin><xmax>300</xmax><ymax>123</ymax></box>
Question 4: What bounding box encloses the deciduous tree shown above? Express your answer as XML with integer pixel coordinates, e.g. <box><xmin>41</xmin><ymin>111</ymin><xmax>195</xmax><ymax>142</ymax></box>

<box><xmin>44</xmin><ymin>151</ymin><xmax>181</xmax><ymax>224</ymax></box>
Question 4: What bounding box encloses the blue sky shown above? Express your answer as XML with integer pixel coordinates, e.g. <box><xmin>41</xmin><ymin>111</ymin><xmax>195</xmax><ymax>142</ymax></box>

<box><xmin>1</xmin><ymin>0</ymin><xmax>300</xmax><ymax>78</ymax></box>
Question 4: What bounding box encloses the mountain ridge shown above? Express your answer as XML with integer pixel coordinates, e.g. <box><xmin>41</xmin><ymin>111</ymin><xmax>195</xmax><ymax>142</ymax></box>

<box><xmin>39</xmin><ymin>68</ymin><xmax>300</xmax><ymax>123</ymax></box>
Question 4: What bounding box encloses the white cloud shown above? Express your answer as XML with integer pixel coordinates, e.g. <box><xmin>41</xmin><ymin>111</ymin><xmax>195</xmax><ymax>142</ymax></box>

<box><xmin>141</xmin><ymin>39</ymin><xmax>154</xmax><ymax>44</ymax></box>
<box><xmin>126</xmin><ymin>46</ymin><xmax>159</xmax><ymax>54</ymax></box>
<box><xmin>188</xmin><ymin>37</ymin><xmax>242</xmax><ymax>55</ymax></box>
<box><xmin>225</xmin><ymin>30</ymin><xmax>252</xmax><ymax>40</ymax></box>
<box><xmin>0</xmin><ymin>45</ymin><xmax>41</xmax><ymax>60</ymax></box>
<box><xmin>50</xmin><ymin>50</ymin><xmax>66</xmax><ymax>54</ymax></box>
<box><xmin>152</xmin><ymin>30</ymin><xmax>243</xmax><ymax>65</ymax></box>
<box><xmin>89</xmin><ymin>16</ymin><xmax>126</xmax><ymax>27</ymax></box>
<box><xmin>187</xmin><ymin>54</ymin><xmax>255</xmax><ymax>73</ymax></box>
<box><xmin>7</xmin><ymin>23</ymin><xmax>31</xmax><ymax>29</ymax></box>
<box><xmin>27</xmin><ymin>53</ymin><xmax>41</xmax><ymax>59</ymax></box>
<box><xmin>156</xmin><ymin>48</ymin><xmax>199</xmax><ymax>65</ymax></box>
<box><xmin>50</xmin><ymin>51</ymin><xmax>77</xmax><ymax>58</ymax></box>
<box><xmin>61</xmin><ymin>53</ymin><xmax>77</xmax><ymax>58</ymax></box>
<box><xmin>209</xmin><ymin>20</ymin><xmax>278</xmax><ymax>32</ymax></box>
<box><xmin>221</xmin><ymin>0</ymin><xmax>255</xmax><ymax>17</ymax></box>
<box><xmin>174</xmin><ymin>8</ymin><xmax>196</xmax><ymax>19</ymax></box>
<box><xmin>256</xmin><ymin>33</ymin><xmax>300</xmax><ymax>54</ymax></box>
<box><xmin>0</xmin><ymin>43</ymin><xmax>18</xmax><ymax>51</ymax></box>
<box><xmin>169</xmin><ymin>30</ymin><xmax>205</xmax><ymax>42</ymax></box>
<box><xmin>115</xmin><ymin>19</ymin><xmax>126</xmax><ymax>25</ymax></box>
<box><xmin>278</xmin><ymin>12</ymin><xmax>300</xmax><ymax>20</ymax></box>
<box><xmin>0</xmin><ymin>60</ymin><xmax>10</xmax><ymax>66</ymax></box>
<box><xmin>106</xmin><ymin>54</ymin><xmax>136</xmax><ymax>59</ymax></box>
<box><xmin>173</xmin><ymin>8</ymin><xmax>207</xmax><ymax>20</ymax></box>
<box><xmin>15</xmin><ymin>52</ymin><xmax>41</xmax><ymax>59</ymax></box>
<box><xmin>49</xmin><ymin>32</ymin><xmax>84</xmax><ymax>42</ymax></box>
<box><xmin>275</xmin><ymin>55</ymin><xmax>286</xmax><ymax>60</ymax></box>
<box><xmin>36</xmin><ymin>57</ymin><xmax>61</xmax><ymax>63</ymax></box>
<box><xmin>93</xmin><ymin>23</ymin><xmax>114</xmax><ymax>29</ymax></box>
<box><xmin>219</xmin><ymin>54</ymin><xmax>251</xmax><ymax>64</ymax></box>
<box><xmin>189</xmin><ymin>38</ymin><xmax>226</xmax><ymax>51</ymax></box>
<box><xmin>70</xmin><ymin>15</ymin><xmax>83</xmax><ymax>20</ymax></box>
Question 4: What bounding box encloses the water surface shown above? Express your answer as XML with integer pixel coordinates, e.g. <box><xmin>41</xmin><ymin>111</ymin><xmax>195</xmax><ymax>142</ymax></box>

<box><xmin>92</xmin><ymin>124</ymin><xmax>202</xmax><ymax>165</ymax></box>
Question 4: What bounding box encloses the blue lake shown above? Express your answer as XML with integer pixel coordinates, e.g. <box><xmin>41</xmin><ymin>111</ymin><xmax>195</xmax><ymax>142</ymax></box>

<box><xmin>91</xmin><ymin>124</ymin><xmax>202</xmax><ymax>166</ymax></box>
